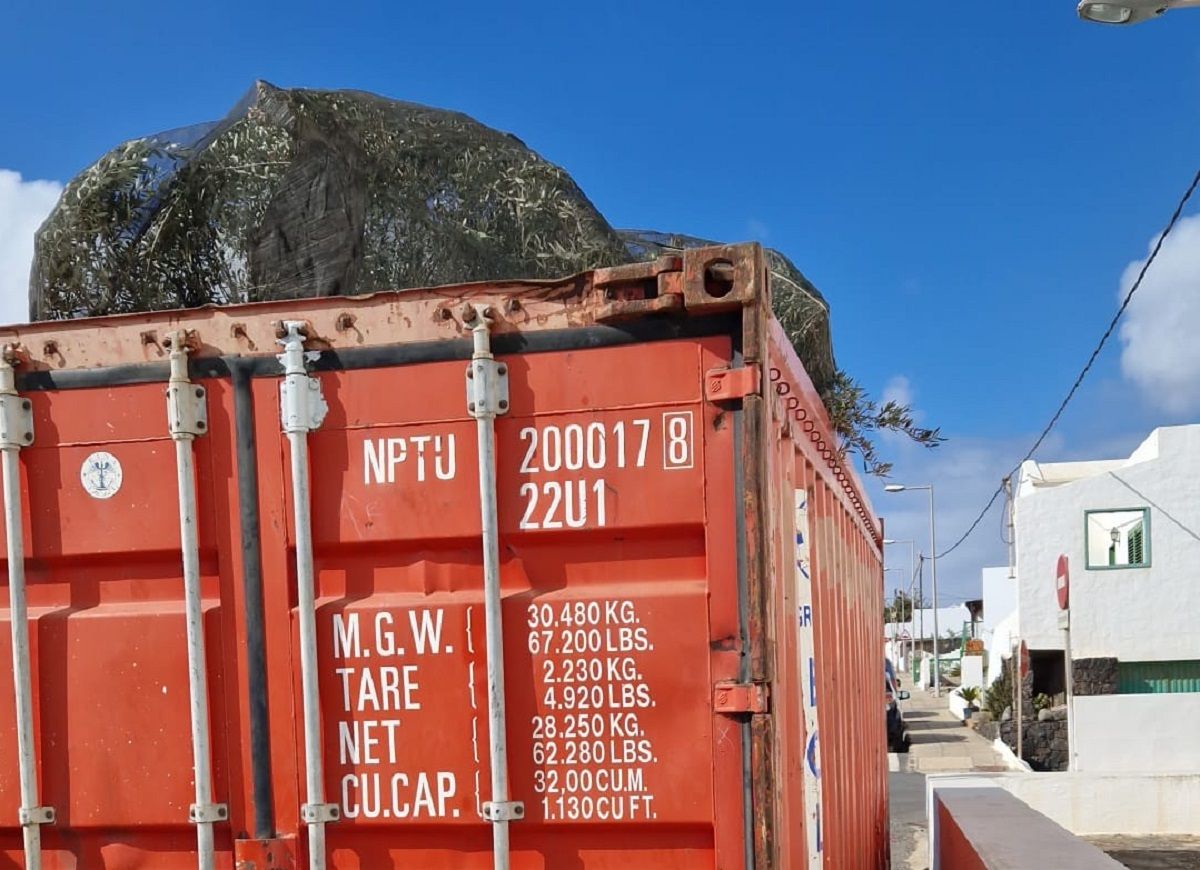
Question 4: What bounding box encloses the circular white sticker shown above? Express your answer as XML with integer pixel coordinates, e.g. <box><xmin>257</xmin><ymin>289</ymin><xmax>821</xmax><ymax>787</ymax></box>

<box><xmin>80</xmin><ymin>451</ymin><xmax>123</xmax><ymax>500</ymax></box>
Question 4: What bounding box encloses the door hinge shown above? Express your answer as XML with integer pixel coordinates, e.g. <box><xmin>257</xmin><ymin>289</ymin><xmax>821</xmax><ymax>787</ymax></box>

<box><xmin>714</xmin><ymin>681</ymin><xmax>770</xmax><ymax>714</ymax></box>
<box><xmin>278</xmin><ymin>321</ymin><xmax>328</xmax><ymax>434</ymax></box>
<box><xmin>188</xmin><ymin>802</ymin><xmax>228</xmax><ymax>825</ymax></box>
<box><xmin>18</xmin><ymin>806</ymin><xmax>54</xmax><ymax>827</ymax></box>
<box><xmin>0</xmin><ymin>394</ymin><xmax>33</xmax><ymax>449</ymax></box>
<box><xmin>167</xmin><ymin>383</ymin><xmax>208</xmax><ymax>438</ymax></box>
<box><xmin>705</xmin><ymin>364</ymin><xmax>761</xmax><ymax>402</ymax></box>
<box><xmin>481</xmin><ymin>800</ymin><xmax>525</xmax><ymax>822</ymax></box>
<box><xmin>301</xmin><ymin>802</ymin><xmax>340</xmax><ymax>824</ymax></box>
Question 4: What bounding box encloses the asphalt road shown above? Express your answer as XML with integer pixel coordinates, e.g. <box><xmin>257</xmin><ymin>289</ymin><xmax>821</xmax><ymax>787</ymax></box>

<box><xmin>889</xmin><ymin>770</ymin><xmax>927</xmax><ymax>869</ymax></box>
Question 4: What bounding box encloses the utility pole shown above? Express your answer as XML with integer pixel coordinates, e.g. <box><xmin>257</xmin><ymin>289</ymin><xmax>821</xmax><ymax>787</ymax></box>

<box><xmin>928</xmin><ymin>487</ymin><xmax>941</xmax><ymax>696</ymax></box>
<box><xmin>883</xmin><ymin>483</ymin><xmax>940</xmax><ymax>694</ymax></box>
<box><xmin>1005</xmin><ymin>476</ymin><xmax>1016</xmax><ymax>580</ymax></box>
<box><xmin>917</xmin><ymin>556</ymin><xmax>925</xmax><ymax>656</ymax></box>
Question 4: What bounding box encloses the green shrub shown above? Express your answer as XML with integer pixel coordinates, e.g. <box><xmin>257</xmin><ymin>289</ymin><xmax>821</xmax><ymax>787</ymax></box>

<box><xmin>984</xmin><ymin>657</ymin><xmax>1013</xmax><ymax>720</ymax></box>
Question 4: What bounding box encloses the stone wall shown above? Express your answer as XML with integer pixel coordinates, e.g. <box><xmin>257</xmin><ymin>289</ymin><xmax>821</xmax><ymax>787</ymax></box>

<box><xmin>976</xmin><ymin>718</ymin><xmax>999</xmax><ymax>742</ymax></box>
<box><xmin>1001</xmin><ymin>709</ymin><xmax>1068</xmax><ymax>772</ymax></box>
<box><xmin>982</xmin><ymin>671</ymin><xmax>1069</xmax><ymax>771</ymax></box>
<box><xmin>1072</xmin><ymin>657</ymin><xmax>1118</xmax><ymax>696</ymax></box>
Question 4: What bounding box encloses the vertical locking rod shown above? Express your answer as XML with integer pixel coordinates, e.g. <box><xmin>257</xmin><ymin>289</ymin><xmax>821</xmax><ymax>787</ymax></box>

<box><xmin>0</xmin><ymin>348</ymin><xmax>51</xmax><ymax>869</ymax></box>
<box><xmin>165</xmin><ymin>332</ymin><xmax>225</xmax><ymax>869</ymax></box>
<box><xmin>465</xmin><ymin>306</ymin><xmax>521</xmax><ymax>869</ymax></box>
<box><xmin>278</xmin><ymin>322</ymin><xmax>336</xmax><ymax>870</ymax></box>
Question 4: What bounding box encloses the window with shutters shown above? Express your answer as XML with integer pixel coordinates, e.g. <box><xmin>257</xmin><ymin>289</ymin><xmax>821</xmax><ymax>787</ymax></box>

<box><xmin>1084</xmin><ymin>508</ymin><xmax>1150</xmax><ymax>569</ymax></box>
<box><xmin>1127</xmin><ymin>522</ymin><xmax>1145</xmax><ymax>565</ymax></box>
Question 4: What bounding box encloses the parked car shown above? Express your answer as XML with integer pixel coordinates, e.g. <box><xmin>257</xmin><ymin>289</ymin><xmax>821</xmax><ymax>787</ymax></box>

<box><xmin>886</xmin><ymin>665</ymin><xmax>911</xmax><ymax>752</ymax></box>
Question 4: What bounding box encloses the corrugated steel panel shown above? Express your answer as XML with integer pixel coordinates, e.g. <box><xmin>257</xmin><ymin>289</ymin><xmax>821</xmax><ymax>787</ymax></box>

<box><xmin>0</xmin><ymin>243</ymin><xmax>887</xmax><ymax>867</ymax></box>
<box><xmin>1117</xmin><ymin>660</ymin><xmax>1200</xmax><ymax>694</ymax></box>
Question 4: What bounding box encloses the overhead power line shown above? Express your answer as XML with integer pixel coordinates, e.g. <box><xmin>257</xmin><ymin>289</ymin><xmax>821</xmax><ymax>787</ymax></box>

<box><xmin>935</xmin><ymin>168</ymin><xmax>1200</xmax><ymax>560</ymax></box>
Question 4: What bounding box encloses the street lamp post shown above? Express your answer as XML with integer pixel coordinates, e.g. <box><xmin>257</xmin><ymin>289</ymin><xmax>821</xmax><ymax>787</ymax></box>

<box><xmin>908</xmin><ymin>567</ymin><xmax>920</xmax><ymax>674</ymax></box>
<box><xmin>884</xmin><ymin>538</ymin><xmax>918</xmax><ymax>670</ymax></box>
<box><xmin>884</xmin><ymin>567</ymin><xmax>906</xmax><ymax>669</ymax></box>
<box><xmin>883</xmin><ymin>567</ymin><xmax>905</xmax><ymax>609</ymax></box>
<box><xmin>884</xmin><ymin>538</ymin><xmax>917</xmax><ymax>618</ymax></box>
<box><xmin>885</xmin><ymin>484</ymin><xmax>942</xmax><ymax>696</ymax></box>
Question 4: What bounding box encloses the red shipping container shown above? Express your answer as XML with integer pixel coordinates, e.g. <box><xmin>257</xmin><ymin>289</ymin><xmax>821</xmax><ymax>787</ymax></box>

<box><xmin>0</xmin><ymin>243</ymin><xmax>886</xmax><ymax>868</ymax></box>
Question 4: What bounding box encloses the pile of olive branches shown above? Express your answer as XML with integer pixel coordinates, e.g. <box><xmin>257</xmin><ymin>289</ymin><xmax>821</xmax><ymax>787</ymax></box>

<box><xmin>31</xmin><ymin>82</ymin><xmax>940</xmax><ymax>473</ymax></box>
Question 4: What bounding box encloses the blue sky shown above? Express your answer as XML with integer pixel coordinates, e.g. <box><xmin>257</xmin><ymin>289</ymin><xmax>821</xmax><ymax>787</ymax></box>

<box><xmin>3</xmin><ymin>1</ymin><xmax>1200</xmax><ymax>600</ymax></box>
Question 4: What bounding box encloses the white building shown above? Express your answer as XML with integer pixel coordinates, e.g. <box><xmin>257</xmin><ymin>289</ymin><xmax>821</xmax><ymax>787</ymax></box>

<box><xmin>885</xmin><ymin>604</ymin><xmax>973</xmax><ymax>685</ymax></box>
<box><xmin>980</xmin><ymin>566</ymin><xmax>1017</xmax><ymax>649</ymax></box>
<box><xmin>1014</xmin><ymin>424</ymin><xmax>1200</xmax><ymax>773</ymax></box>
<box><xmin>980</xmin><ymin>566</ymin><xmax>1018</xmax><ymax>685</ymax></box>
<box><xmin>884</xmin><ymin>604</ymin><xmax>974</xmax><ymax>646</ymax></box>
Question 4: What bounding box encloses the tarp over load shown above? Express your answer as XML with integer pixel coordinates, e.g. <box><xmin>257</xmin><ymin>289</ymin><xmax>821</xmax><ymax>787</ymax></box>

<box><xmin>31</xmin><ymin>81</ymin><xmax>835</xmax><ymax>393</ymax></box>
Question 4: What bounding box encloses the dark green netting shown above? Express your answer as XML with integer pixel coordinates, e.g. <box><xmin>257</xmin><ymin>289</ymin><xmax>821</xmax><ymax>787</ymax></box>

<box><xmin>32</xmin><ymin>82</ymin><xmax>834</xmax><ymax>392</ymax></box>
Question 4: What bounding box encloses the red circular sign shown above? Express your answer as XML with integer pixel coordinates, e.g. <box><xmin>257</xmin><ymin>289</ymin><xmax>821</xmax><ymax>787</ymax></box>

<box><xmin>1019</xmin><ymin>640</ymin><xmax>1030</xmax><ymax>679</ymax></box>
<box><xmin>1056</xmin><ymin>553</ymin><xmax>1070</xmax><ymax>611</ymax></box>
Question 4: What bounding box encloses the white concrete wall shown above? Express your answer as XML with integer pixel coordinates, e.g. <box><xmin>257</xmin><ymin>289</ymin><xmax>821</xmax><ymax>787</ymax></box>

<box><xmin>1073</xmin><ymin>694</ymin><xmax>1200</xmax><ymax>774</ymax></box>
<box><xmin>948</xmin><ymin>691</ymin><xmax>971</xmax><ymax>721</ymax></box>
<box><xmin>960</xmin><ymin>655</ymin><xmax>984</xmax><ymax>690</ymax></box>
<box><xmin>927</xmin><ymin>771</ymin><xmax>1200</xmax><ymax>836</ymax></box>
<box><xmin>884</xmin><ymin>604</ymin><xmax>971</xmax><ymax>641</ymax></box>
<box><xmin>1015</xmin><ymin>424</ymin><xmax>1200</xmax><ymax>660</ymax></box>
<box><xmin>985</xmin><ymin>611</ymin><xmax>1017</xmax><ymax>686</ymax></box>
<box><xmin>981</xmin><ymin>565</ymin><xmax>1017</xmax><ymax>646</ymax></box>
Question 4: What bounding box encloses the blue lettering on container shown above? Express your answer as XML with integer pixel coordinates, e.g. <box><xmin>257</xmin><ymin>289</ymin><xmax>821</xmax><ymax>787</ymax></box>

<box><xmin>809</xmin><ymin>656</ymin><xmax>817</xmax><ymax>707</ymax></box>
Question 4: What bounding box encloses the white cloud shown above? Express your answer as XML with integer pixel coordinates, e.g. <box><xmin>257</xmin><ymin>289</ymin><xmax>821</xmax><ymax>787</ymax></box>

<box><xmin>881</xmin><ymin>374</ymin><xmax>914</xmax><ymax>409</ymax></box>
<box><xmin>0</xmin><ymin>170</ymin><xmax>62</xmax><ymax>326</ymax></box>
<box><xmin>866</xmin><ymin>430</ymin><xmax>1051</xmax><ymax>605</ymax></box>
<box><xmin>877</xmin><ymin>375</ymin><xmax>920</xmax><ymax>448</ymax></box>
<box><xmin>1118</xmin><ymin>214</ymin><xmax>1200</xmax><ymax>414</ymax></box>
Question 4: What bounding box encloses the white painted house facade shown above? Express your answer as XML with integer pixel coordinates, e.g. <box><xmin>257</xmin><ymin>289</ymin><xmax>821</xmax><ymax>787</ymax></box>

<box><xmin>1013</xmin><ymin>424</ymin><xmax>1200</xmax><ymax>773</ymax></box>
<box><xmin>980</xmin><ymin>566</ymin><xmax>1017</xmax><ymax>685</ymax></box>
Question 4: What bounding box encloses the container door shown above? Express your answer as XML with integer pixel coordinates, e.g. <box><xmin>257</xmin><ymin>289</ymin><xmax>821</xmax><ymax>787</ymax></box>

<box><xmin>267</xmin><ymin>336</ymin><xmax>749</xmax><ymax>868</ymax></box>
<box><xmin>0</xmin><ymin>380</ymin><xmax>238</xmax><ymax>867</ymax></box>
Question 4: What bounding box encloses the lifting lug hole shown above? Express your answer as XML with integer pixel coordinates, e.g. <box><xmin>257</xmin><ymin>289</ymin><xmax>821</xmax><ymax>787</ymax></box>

<box><xmin>468</xmin><ymin>402</ymin><xmax>476</xmax><ymax>412</ymax></box>
<box><xmin>703</xmin><ymin>260</ymin><xmax>736</xmax><ymax>298</ymax></box>
<box><xmin>499</xmin><ymin>400</ymin><xmax>509</xmax><ymax>411</ymax></box>
<box><xmin>498</xmin><ymin>364</ymin><xmax>507</xmax><ymax>375</ymax></box>
<box><xmin>21</xmin><ymin>400</ymin><xmax>30</xmax><ymax>411</ymax></box>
